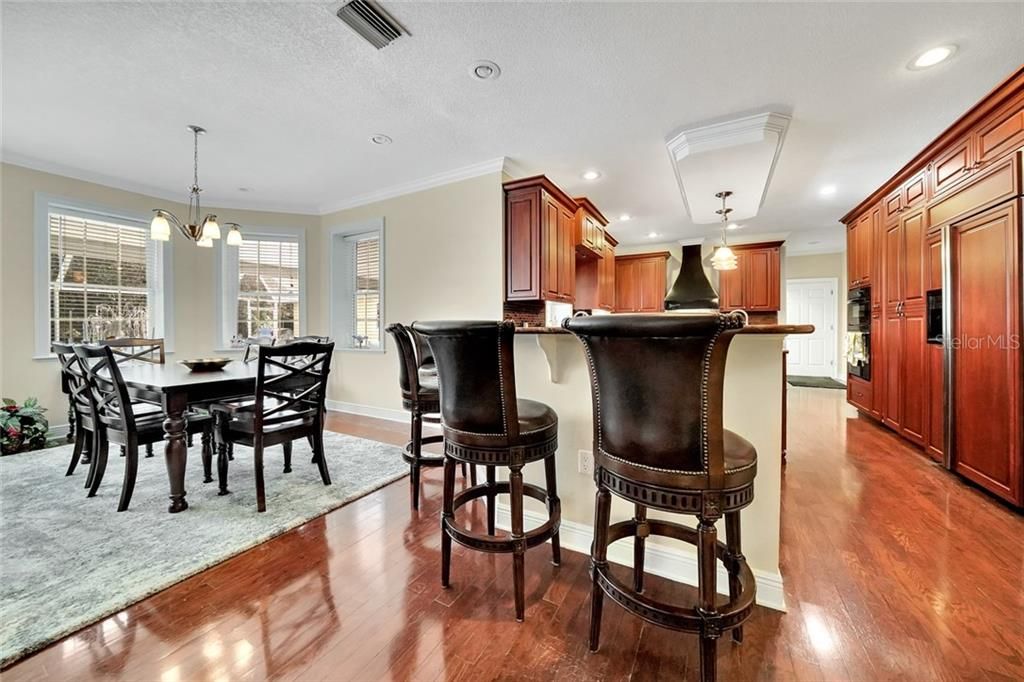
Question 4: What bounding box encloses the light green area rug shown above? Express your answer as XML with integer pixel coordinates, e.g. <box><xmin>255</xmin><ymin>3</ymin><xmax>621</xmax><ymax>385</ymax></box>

<box><xmin>0</xmin><ymin>431</ymin><xmax>408</xmax><ymax>668</ymax></box>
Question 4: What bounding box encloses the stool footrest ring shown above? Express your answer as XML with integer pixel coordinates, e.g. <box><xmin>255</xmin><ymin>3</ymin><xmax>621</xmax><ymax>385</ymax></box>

<box><xmin>444</xmin><ymin>480</ymin><xmax>561</xmax><ymax>554</ymax></box>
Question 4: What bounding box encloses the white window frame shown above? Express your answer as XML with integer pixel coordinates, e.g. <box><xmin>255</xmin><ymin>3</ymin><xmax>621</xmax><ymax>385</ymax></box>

<box><xmin>216</xmin><ymin>225</ymin><xmax>307</xmax><ymax>350</ymax></box>
<box><xmin>33</xmin><ymin>193</ymin><xmax>174</xmax><ymax>359</ymax></box>
<box><xmin>327</xmin><ymin>218</ymin><xmax>386</xmax><ymax>353</ymax></box>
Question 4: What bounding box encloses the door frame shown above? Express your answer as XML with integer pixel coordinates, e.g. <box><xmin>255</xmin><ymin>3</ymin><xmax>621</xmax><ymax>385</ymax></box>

<box><xmin>784</xmin><ymin>277</ymin><xmax>842</xmax><ymax>381</ymax></box>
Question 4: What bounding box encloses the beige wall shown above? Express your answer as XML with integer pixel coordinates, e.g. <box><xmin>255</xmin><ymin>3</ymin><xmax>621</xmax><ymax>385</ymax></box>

<box><xmin>0</xmin><ymin>163</ymin><xmax>320</xmax><ymax>423</ymax></box>
<box><xmin>318</xmin><ymin>172</ymin><xmax>505</xmax><ymax>412</ymax></box>
<box><xmin>784</xmin><ymin>250</ymin><xmax>847</xmax><ymax>377</ymax></box>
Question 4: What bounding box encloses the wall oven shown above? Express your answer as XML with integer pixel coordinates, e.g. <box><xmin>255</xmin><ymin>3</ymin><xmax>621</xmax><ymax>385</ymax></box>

<box><xmin>847</xmin><ymin>286</ymin><xmax>871</xmax><ymax>380</ymax></box>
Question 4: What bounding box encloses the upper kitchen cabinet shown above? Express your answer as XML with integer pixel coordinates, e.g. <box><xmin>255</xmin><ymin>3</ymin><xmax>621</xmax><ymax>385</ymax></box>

<box><xmin>504</xmin><ymin>175</ymin><xmax>579</xmax><ymax>304</ymax></box>
<box><xmin>576</xmin><ymin>231</ymin><xmax>618</xmax><ymax>312</ymax></box>
<box><xmin>847</xmin><ymin>205</ymin><xmax>878</xmax><ymax>288</ymax></box>
<box><xmin>573</xmin><ymin>197</ymin><xmax>608</xmax><ymax>259</ymax></box>
<box><xmin>615</xmin><ymin>252</ymin><xmax>669</xmax><ymax>312</ymax></box>
<box><xmin>718</xmin><ymin>241</ymin><xmax>783</xmax><ymax>312</ymax></box>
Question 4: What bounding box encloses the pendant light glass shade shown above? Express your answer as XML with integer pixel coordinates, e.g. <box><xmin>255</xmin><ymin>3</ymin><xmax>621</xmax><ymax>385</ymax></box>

<box><xmin>197</xmin><ymin>236</ymin><xmax>214</xmax><ymax>248</ymax></box>
<box><xmin>225</xmin><ymin>224</ymin><xmax>243</xmax><ymax>246</ymax></box>
<box><xmin>711</xmin><ymin>244</ymin><xmax>738</xmax><ymax>271</ymax></box>
<box><xmin>150</xmin><ymin>212</ymin><xmax>171</xmax><ymax>241</ymax></box>
<box><xmin>202</xmin><ymin>216</ymin><xmax>221</xmax><ymax>240</ymax></box>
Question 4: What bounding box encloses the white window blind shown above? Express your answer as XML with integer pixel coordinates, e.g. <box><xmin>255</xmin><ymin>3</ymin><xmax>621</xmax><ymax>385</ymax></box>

<box><xmin>47</xmin><ymin>211</ymin><xmax>154</xmax><ymax>344</ymax></box>
<box><xmin>349</xmin><ymin>234</ymin><xmax>381</xmax><ymax>348</ymax></box>
<box><xmin>235</xmin><ymin>236</ymin><xmax>301</xmax><ymax>339</ymax></box>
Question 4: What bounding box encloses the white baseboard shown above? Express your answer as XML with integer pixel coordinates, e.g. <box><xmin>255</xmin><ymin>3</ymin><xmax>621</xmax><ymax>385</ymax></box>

<box><xmin>47</xmin><ymin>423</ymin><xmax>71</xmax><ymax>440</ymax></box>
<box><xmin>495</xmin><ymin>505</ymin><xmax>786</xmax><ymax>613</ymax></box>
<box><xmin>325</xmin><ymin>400</ymin><xmax>407</xmax><ymax>423</ymax></box>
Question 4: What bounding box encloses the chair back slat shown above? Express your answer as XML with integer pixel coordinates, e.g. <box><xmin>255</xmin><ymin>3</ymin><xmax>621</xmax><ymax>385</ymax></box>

<box><xmin>73</xmin><ymin>344</ymin><xmax>139</xmax><ymax>434</ymax></box>
<box><xmin>53</xmin><ymin>342</ymin><xmax>94</xmax><ymax>420</ymax></box>
<box><xmin>253</xmin><ymin>341</ymin><xmax>334</xmax><ymax>432</ymax></box>
<box><xmin>100</xmin><ymin>337</ymin><xmax>165</xmax><ymax>364</ymax></box>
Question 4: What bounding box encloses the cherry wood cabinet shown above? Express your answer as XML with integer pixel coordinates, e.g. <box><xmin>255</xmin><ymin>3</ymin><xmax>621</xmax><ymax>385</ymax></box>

<box><xmin>573</xmin><ymin>197</ymin><xmax>608</xmax><ymax>260</ymax></box>
<box><xmin>951</xmin><ymin>200</ymin><xmax>1022</xmax><ymax>505</ymax></box>
<box><xmin>718</xmin><ymin>241</ymin><xmax>783</xmax><ymax>312</ymax></box>
<box><xmin>842</xmin><ymin>66</ymin><xmax>1024</xmax><ymax>506</ymax></box>
<box><xmin>575</xmin><ymin>232</ymin><xmax>618</xmax><ymax>312</ymax></box>
<box><xmin>615</xmin><ymin>252</ymin><xmax>669</xmax><ymax>313</ymax></box>
<box><xmin>504</xmin><ymin>175</ymin><xmax>578</xmax><ymax>304</ymax></box>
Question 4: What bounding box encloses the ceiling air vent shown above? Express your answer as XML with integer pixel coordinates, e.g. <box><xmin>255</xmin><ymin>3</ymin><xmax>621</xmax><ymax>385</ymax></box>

<box><xmin>335</xmin><ymin>0</ymin><xmax>405</xmax><ymax>50</ymax></box>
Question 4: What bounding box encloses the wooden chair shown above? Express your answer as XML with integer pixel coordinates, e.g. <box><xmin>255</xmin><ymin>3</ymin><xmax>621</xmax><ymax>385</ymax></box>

<box><xmin>100</xmin><ymin>337</ymin><xmax>166</xmax><ymax>457</ymax></box>
<box><xmin>563</xmin><ymin>313</ymin><xmax>756</xmax><ymax>682</ymax></box>
<box><xmin>412</xmin><ymin>321</ymin><xmax>561</xmax><ymax>622</ymax></box>
<box><xmin>52</xmin><ymin>343</ymin><xmax>96</xmax><ymax>477</ymax></box>
<box><xmin>212</xmin><ymin>340</ymin><xmax>334</xmax><ymax>512</ymax></box>
<box><xmin>242</xmin><ymin>336</ymin><xmax>275</xmax><ymax>363</ymax></box>
<box><xmin>73</xmin><ymin>344</ymin><xmax>214</xmax><ymax>512</ymax></box>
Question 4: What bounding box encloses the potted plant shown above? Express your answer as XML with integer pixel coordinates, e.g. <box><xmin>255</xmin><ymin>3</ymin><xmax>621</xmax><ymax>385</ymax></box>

<box><xmin>1</xmin><ymin>398</ymin><xmax>49</xmax><ymax>455</ymax></box>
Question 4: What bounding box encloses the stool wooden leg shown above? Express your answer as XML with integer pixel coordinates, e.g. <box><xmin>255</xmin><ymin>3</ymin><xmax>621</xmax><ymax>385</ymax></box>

<box><xmin>725</xmin><ymin>511</ymin><xmax>744</xmax><ymax>643</ymax></box>
<box><xmin>202</xmin><ymin>429</ymin><xmax>214</xmax><ymax>483</ymax></box>
<box><xmin>589</xmin><ymin>485</ymin><xmax>611</xmax><ymax>652</ymax></box>
<box><xmin>510</xmin><ymin>464</ymin><xmax>526</xmax><ymax>621</ymax></box>
<box><xmin>469</xmin><ymin>464</ymin><xmax>478</xmax><ymax>486</ymax></box>
<box><xmin>486</xmin><ymin>465</ymin><xmax>496</xmax><ymax>535</ymax></box>
<box><xmin>410</xmin><ymin>413</ymin><xmax>423</xmax><ymax>510</ymax></box>
<box><xmin>217</xmin><ymin>442</ymin><xmax>230</xmax><ymax>496</ymax></box>
<box><xmin>698</xmin><ymin>516</ymin><xmax>719</xmax><ymax>682</ymax></box>
<box><xmin>633</xmin><ymin>504</ymin><xmax>647</xmax><ymax>593</ymax></box>
<box><xmin>544</xmin><ymin>455</ymin><xmax>561</xmax><ymax>566</ymax></box>
<box><xmin>440</xmin><ymin>457</ymin><xmax>457</xmax><ymax>588</ymax></box>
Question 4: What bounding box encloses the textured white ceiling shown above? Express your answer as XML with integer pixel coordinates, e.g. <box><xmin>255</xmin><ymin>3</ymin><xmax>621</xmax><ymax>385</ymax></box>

<box><xmin>2</xmin><ymin>2</ymin><xmax>1022</xmax><ymax>247</ymax></box>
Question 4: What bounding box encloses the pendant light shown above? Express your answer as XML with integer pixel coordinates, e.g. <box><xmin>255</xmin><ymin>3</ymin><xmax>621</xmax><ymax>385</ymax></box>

<box><xmin>711</xmin><ymin>191</ymin><xmax>738</xmax><ymax>271</ymax></box>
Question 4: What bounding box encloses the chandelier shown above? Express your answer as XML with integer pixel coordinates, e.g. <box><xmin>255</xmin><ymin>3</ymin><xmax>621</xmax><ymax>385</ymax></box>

<box><xmin>150</xmin><ymin>125</ymin><xmax>242</xmax><ymax>248</ymax></box>
<box><xmin>710</xmin><ymin>190</ymin><xmax>738</xmax><ymax>271</ymax></box>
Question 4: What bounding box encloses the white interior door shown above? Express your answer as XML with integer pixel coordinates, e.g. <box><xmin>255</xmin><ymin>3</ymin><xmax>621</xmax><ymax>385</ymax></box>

<box><xmin>785</xmin><ymin>278</ymin><xmax>838</xmax><ymax>378</ymax></box>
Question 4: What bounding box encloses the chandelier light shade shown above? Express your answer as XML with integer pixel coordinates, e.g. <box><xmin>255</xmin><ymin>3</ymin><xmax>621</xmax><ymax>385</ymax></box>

<box><xmin>711</xmin><ymin>190</ymin><xmax>739</xmax><ymax>271</ymax></box>
<box><xmin>150</xmin><ymin>125</ymin><xmax>242</xmax><ymax>247</ymax></box>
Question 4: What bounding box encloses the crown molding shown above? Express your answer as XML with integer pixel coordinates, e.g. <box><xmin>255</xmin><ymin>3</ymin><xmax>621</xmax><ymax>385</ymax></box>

<box><xmin>1</xmin><ymin>152</ymin><xmax>321</xmax><ymax>215</ymax></box>
<box><xmin>318</xmin><ymin>157</ymin><xmax>508</xmax><ymax>214</ymax></box>
<box><xmin>3</xmin><ymin>153</ymin><xmax>513</xmax><ymax>218</ymax></box>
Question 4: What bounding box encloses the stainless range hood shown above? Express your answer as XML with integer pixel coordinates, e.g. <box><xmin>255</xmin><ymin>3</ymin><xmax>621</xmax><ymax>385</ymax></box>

<box><xmin>664</xmin><ymin>244</ymin><xmax>720</xmax><ymax>312</ymax></box>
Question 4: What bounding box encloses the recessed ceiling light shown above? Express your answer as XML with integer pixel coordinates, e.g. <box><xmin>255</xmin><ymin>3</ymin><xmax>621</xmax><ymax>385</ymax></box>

<box><xmin>582</xmin><ymin>170</ymin><xmax>602</xmax><ymax>181</ymax></box>
<box><xmin>469</xmin><ymin>60</ymin><xmax>501</xmax><ymax>81</ymax></box>
<box><xmin>647</xmin><ymin>231</ymin><xmax>660</xmax><ymax>238</ymax></box>
<box><xmin>909</xmin><ymin>45</ymin><xmax>957</xmax><ymax>70</ymax></box>
<box><xmin>727</xmin><ymin>223</ymin><xmax>741</xmax><ymax>230</ymax></box>
<box><xmin>819</xmin><ymin>184</ymin><xmax>837</xmax><ymax>196</ymax></box>
<box><xmin>370</xmin><ymin>134</ymin><xmax>393</xmax><ymax>145</ymax></box>
<box><xmin>619</xmin><ymin>213</ymin><xmax>631</xmax><ymax>221</ymax></box>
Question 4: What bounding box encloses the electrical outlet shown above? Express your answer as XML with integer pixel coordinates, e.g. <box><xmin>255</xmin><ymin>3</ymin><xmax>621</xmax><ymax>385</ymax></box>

<box><xmin>578</xmin><ymin>449</ymin><xmax>594</xmax><ymax>476</ymax></box>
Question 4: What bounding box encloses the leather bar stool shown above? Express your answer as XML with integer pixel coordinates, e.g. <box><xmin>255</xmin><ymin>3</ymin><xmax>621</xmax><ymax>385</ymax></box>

<box><xmin>386</xmin><ymin>323</ymin><xmax>474</xmax><ymax>510</ymax></box>
<box><xmin>563</xmin><ymin>312</ymin><xmax>756</xmax><ymax>682</ymax></box>
<box><xmin>413</xmin><ymin>320</ymin><xmax>561</xmax><ymax>622</ymax></box>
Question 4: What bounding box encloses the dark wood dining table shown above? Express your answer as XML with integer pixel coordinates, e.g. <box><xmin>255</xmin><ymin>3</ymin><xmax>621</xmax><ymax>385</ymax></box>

<box><xmin>117</xmin><ymin>360</ymin><xmax>295</xmax><ymax>513</ymax></box>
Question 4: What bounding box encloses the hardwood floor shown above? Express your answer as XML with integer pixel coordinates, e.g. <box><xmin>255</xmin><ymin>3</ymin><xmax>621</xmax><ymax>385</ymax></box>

<box><xmin>5</xmin><ymin>388</ymin><xmax>1023</xmax><ymax>680</ymax></box>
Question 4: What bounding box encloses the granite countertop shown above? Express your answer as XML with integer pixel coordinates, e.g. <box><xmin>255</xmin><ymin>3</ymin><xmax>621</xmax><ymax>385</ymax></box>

<box><xmin>515</xmin><ymin>323</ymin><xmax>814</xmax><ymax>335</ymax></box>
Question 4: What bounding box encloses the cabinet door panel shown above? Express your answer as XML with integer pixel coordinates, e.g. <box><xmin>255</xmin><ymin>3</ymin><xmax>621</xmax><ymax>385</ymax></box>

<box><xmin>952</xmin><ymin>202</ymin><xmax>1022</xmax><ymax>504</ymax></box>
<box><xmin>506</xmin><ymin>191</ymin><xmax>540</xmax><ymax>299</ymax></box>
<box><xmin>615</xmin><ymin>260</ymin><xmax>638</xmax><ymax>312</ymax></box>
<box><xmin>977</xmin><ymin>94</ymin><xmax>1024</xmax><ymax>165</ymax></box>
<box><xmin>902</xmin><ymin>209</ymin><xmax>926</xmax><ymax>304</ymax></box>
<box><xmin>743</xmin><ymin>249</ymin><xmax>773</xmax><ymax>309</ymax></box>
<box><xmin>719</xmin><ymin>253</ymin><xmax>745</xmax><ymax>310</ymax></box>
<box><xmin>558</xmin><ymin>207</ymin><xmax>575</xmax><ymax>301</ymax></box>
<box><xmin>847</xmin><ymin>223</ymin><xmax>857</xmax><ymax>287</ymax></box>
<box><xmin>637</xmin><ymin>258</ymin><xmax>665</xmax><ymax>312</ymax></box>
<box><xmin>857</xmin><ymin>213</ymin><xmax>873</xmax><ymax>284</ymax></box>
<box><xmin>900</xmin><ymin>310</ymin><xmax>927</xmax><ymax>445</ymax></box>
<box><xmin>870</xmin><ymin>310</ymin><xmax>884</xmax><ymax>419</ymax></box>
<box><xmin>926</xmin><ymin>343</ymin><xmax>944</xmax><ymax>462</ymax></box>
<box><xmin>904</xmin><ymin>171</ymin><xmax>927</xmax><ymax>207</ymax></box>
<box><xmin>884</xmin><ymin>223</ymin><xmax>902</xmax><ymax>306</ymax></box>
<box><xmin>541</xmin><ymin>197</ymin><xmax>560</xmax><ymax>298</ymax></box>
<box><xmin>883</xmin><ymin>314</ymin><xmax>901</xmax><ymax>429</ymax></box>
<box><xmin>883</xmin><ymin>189</ymin><xmax>902</xmax><ymax>223</ymax></box>
<box><xmin>932</xmin><ymin>136</ymin><xmax>973</xmax><ymax>197</ymax></box>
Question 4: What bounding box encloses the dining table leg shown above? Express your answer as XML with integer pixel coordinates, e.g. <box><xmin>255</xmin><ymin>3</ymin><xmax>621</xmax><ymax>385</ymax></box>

<box><xmin>163</xmin><ymin>392</ymin><xmax>189</xmax><ymax>513</ymax></box>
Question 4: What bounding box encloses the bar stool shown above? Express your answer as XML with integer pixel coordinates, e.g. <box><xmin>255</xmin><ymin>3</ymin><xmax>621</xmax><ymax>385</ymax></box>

<box><xmin>413</xmin><ymin>320</ymin><xmax>561</xmax><ymax>622</ymax></box>
<box><xmin>563</xmin><ymin>312</ymin><xmax>756</xmax><ymax>682</ymax></box>
<box><xmin>386</xmin><ymin>323</ymin><xmax>474</xmax><ymax>510</ymax></box>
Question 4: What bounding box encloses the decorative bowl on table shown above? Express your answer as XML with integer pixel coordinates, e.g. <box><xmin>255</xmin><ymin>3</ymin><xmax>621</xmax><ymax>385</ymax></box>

<box><xmin>179</xmin><ymin>358</ymin><xmax>233</xmax><ymax>372</ymax></box>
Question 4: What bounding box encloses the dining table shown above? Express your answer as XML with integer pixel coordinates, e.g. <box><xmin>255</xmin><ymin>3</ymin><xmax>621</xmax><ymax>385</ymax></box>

<box><xmin>117</xmin><ymin>359</ymin><xmax>298</xmax><ymax>513</ymax></box>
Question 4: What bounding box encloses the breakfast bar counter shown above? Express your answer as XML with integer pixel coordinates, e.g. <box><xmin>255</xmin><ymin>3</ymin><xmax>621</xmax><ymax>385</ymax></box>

<box><xmin>506</xmin><ymin>320</ymin><xmax>813</xmax><ymax>611</ymax></box>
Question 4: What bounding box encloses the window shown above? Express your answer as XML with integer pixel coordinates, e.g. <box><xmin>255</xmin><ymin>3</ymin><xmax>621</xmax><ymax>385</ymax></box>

<box><xmin>35</xmin><ymin>196</ymin><xmax>169</xmax><ymax>356</ymax></box>
<box><xmin>219</xmin><ymin>227</ymin><xmax>305</xmax><ymax>348</ymax></box>
<box><xmin>328</xmin><ymin>220</ymin><xmax>385</xmax><ymax>351</ymax></box>
<box><xmin>352</xmin><ymin>234</ymin><xmax>381</xmax><ymax>348</ymax></box>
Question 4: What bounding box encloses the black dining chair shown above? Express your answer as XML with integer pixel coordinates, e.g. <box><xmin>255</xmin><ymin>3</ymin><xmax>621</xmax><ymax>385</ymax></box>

<box><xmin>100</xmin><ymin>337</ymin><xmax>167</xmax><ymax>457</ymax></box>
<box><xmin>242</xmin><ymin>336</ymin><xmax>275</xmax><ymax>363</ymax></box>
<box><xmin>53</xmin><ymin>343</ymin><xmax>96</xmax><ymax>477</ymax></box>
<box><xmin>73</xmin><ymin>344</ymin><xmax>214</xmax><ymax>511</ymax></box>
<box><xmin>211</xmin><ymin>340</ymin><xmax>334</xmax><ymax>512</ymax></box>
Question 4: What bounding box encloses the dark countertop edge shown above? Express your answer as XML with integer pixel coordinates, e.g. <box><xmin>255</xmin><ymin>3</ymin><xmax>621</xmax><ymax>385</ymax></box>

<box><xmin>514</xmin><ymin>324</ymin><xmax>815</xmax><ymax>335</ymax></box>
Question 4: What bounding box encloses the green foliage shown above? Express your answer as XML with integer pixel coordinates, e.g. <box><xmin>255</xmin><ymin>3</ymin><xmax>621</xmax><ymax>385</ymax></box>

<box><xmin>1</xmin><ymin>397</ymin><xmax>50</xmax><ymax>455</ymax></box>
